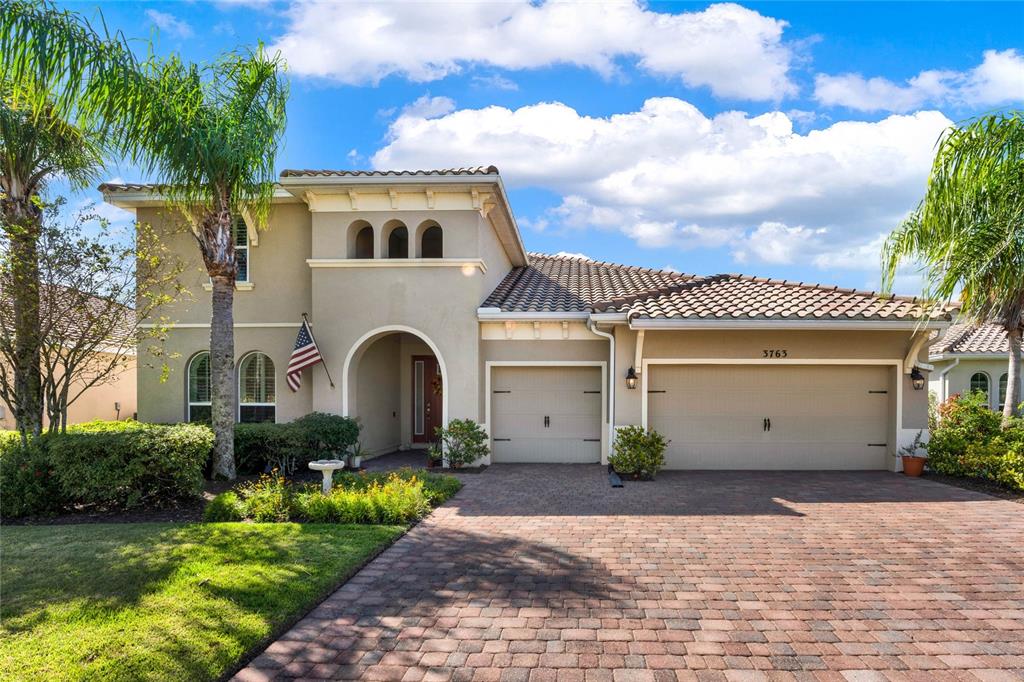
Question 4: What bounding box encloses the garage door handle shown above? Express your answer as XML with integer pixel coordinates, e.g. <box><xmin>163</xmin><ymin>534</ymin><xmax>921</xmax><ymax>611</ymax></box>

<box><xmin>544</xmin><ymin>416</ymin><xmax>550</xmax><ymax>428</ymax></box>
<box><xmin>763</xmin><ymin>417</ymin><xmax>771</xmax><ymax>432</ymax></box>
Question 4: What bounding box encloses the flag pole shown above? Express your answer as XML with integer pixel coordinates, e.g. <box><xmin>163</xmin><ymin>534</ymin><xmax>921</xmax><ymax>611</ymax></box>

<box><xmin>302</xmin><ymin>312</ymin><xmax>335</xmax><ymax>389</ymax></box>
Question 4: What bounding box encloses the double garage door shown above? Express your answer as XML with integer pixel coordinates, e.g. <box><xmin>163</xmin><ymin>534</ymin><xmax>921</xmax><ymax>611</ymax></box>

<box><xmin>648</xmin><ymin>365</ymin><xmax>892</xmax><ymax>470</ymax></box>
<box><xmin>489</xmin><ymin>364</ymin><xmax>892</xmax><ymax>469</ymax></box>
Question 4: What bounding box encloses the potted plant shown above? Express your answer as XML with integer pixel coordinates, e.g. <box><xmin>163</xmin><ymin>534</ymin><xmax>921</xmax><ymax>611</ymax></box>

<box><xmin>347</xmin><ymin>441</ymin><xmax>365</xmax><ymax>470</ymax></box>
<box><xmin>426</xmin><ymin>444</ymin><xmax>443</xmax><ymax>468</ymax></box>
<box><xmin>898</xmin><ymin>430</ymin><xmax>927</xmax><ymax>477</ymax></box>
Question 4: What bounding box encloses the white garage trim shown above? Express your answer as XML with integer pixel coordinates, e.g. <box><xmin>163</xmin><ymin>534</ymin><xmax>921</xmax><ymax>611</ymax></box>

<box><xmin>485</xmin><ymin>361</ymin><xmax>608</xmax><ymax>465</ymax></box>
<box><xmin>641</xmin><ymin>358</ymin><xmax>904</xmax><ymax>471</ymax></box>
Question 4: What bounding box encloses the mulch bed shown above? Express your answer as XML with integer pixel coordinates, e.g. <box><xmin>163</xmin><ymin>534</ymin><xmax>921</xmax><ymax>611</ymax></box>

<box><xmin>924</xmin><ymin>471</ymin><xmax>1024</xmax><ymax>504</ymax></box>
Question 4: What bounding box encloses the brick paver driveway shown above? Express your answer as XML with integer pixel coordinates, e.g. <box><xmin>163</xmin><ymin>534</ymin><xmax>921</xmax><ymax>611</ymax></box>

<box><xmin>237</xmin><ymin>467</ymin><xmax>1024</xmax><ymax>682</ymax></box>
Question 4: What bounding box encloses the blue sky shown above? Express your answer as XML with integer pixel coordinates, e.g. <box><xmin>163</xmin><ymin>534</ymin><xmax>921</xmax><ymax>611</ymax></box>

<box><xmin>63</xmin><ymin>1</ymin><xmax>1023</xmax><ymax>293</ymax></box>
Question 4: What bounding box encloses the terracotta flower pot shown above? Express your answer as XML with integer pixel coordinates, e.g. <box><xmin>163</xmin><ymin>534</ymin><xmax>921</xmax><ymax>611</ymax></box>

<box><xmin>901</xmin><ymin>455</ymin><xmax>925</xmax><ymax>477</ymax></box>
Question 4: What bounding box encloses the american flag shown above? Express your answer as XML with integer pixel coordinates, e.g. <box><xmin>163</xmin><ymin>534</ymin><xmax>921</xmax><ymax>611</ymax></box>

<box><xmin>287</xmin><ymin>320</ymin><xmax>323</xmax><ymax>392</ymax></box>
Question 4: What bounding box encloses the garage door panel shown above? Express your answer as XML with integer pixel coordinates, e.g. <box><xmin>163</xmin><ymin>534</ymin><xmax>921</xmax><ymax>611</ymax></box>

<box><xmin>649</xmin><ymin>365</ymin><xmax>891</xmax><ymax>470</ymax></box>
<box><xmin>492</xmin><ymin>366</ymin><xmax>602</xmax><ymax>464</ymax></box>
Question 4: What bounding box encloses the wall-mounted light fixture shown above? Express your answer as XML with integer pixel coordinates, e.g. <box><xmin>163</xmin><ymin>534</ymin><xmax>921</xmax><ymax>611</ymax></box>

<box><xmin>625</xmin><ymin>366</ymin><xmax>638</xmax><ymax>390</ymax></box>
<box><xmin>910</xmin><ymin>367</ymin><xmax>926</xmax><ymax>391</ymax></box>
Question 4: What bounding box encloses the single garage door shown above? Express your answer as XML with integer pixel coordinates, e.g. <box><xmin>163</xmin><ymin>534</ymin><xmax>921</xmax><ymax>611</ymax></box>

<box><xmin>491</xmin><ymin>366</ymin><xmax>602</xmax><ymax>463</ymax></box>
<box><xmin>648</xmin><ymin>365</ymin><xmax>891</xmax><ymax>469</ymax></box>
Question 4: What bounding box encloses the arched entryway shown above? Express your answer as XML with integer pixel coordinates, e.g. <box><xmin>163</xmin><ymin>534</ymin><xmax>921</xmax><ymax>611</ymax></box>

<box><xmin>342</xmin><ymin>326</ymin><xmax>448</xmax><ymax>455</ymax></box>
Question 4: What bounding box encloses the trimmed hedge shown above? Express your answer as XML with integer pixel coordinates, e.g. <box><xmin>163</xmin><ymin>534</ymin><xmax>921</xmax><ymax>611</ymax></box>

<box><xmin>234</xmin><ymin>413</ymin><xmax>359</xmax><ymax>475</ymax></box>
<box><xmin>1</xmin><ymin>421</ymin><xmax>214</xmax><ymax>518</ymax></box>
<box><xmin>610</xmin><ymin>425</ymin><xmax>668</xmax><ymax>480</ymax></box>
<box><xmin>927</xmin><ymin>392</ymin><xmax>1024</xmax><ymax>491</ymax></box>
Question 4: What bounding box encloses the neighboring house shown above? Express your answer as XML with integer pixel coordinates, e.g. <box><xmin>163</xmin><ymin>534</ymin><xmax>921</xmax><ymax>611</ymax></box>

<box><xmin>102</xmin><ymin>167</ymin><xmax>950</xmax><ymax>471</ymax></box>
<box><xmin>930</xmin><ymin>322</ymin><xmax>1020</xmax><ymax>411</ymax></box>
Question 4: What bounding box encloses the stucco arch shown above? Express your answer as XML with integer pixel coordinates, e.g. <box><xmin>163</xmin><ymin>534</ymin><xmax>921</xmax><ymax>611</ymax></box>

<box><xmin>415</xmin><ymin>220</ymin><xmax>443</xmax><ymax>258</ymax></box>
<box><xmin>346</xmin><ymin>219</ymin><xmax>374</xmax><ymax>259</ymax></box>
<box><xmin>341</xmin><ymin>325</ymin><xmax>449</xmax><ymax>440</ymax></box>
<box><xmin>381</xmin><ymin>219</ymin><xmax>409</xmax><ymax>258</ymax></box>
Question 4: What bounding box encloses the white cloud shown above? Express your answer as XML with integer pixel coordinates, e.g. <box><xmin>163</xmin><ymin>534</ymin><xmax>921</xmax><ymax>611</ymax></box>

<box><xmin>472</xmin><ymin>74</ymin><xmax>519</xmax><ymax>91</ymax></box>
<box><xmin>400</xmin><ymin>95</ymin><xmax>456</xmax><ymax>119</ymax></box>
<box><xmin>552</xmin><ymin>251</ymin><xmax>592</xmax><ymax>260</ymax></box>
<box><xmin>815</xmin><ymin>49</ymin><xmax>1024</xmax><ymax>112</ymax></box>
<box><xmin>373</xmin><ymin>97</ymin><xmax>952</xmax><ymax>273</ymax></box>
<box><xmin>272</xmin><ymin>1</ymin><xmax>795</xmax><ymax>100</ymax></box>
<box><xmin>145</xmin><ymin>9</ymin><xmax>194</xmax><ymax>39</ymax></box>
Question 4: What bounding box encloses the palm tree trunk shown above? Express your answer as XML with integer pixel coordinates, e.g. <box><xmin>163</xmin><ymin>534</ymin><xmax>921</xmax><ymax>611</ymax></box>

<box><xmin>1</xmin><ymin>198</ymin><xmax>44</xmax><ymax>442</ymax></box>
<box><xmin>209</xmin><ymin>272</ymin><xmax>237</xmax><ymax>479</ymax></box>
<box><xmin>1004</xmin><ymin>327</ymin><xmax>1022</xmax><ymax>427</ymax></box>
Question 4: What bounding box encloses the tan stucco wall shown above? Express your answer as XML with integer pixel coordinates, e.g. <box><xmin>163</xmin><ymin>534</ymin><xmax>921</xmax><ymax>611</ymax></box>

<box><xmin>931</xmin><ymin>357</ymin><xmax>1017</xmax><ymax>409</ymax></box>
<box><xmin>0</xmin><ymin>356</ymin><xmax>137</xmax><ymax>430</ymax></box>
<box><xmin>355</xmin><ymin>334</ymin><xmax>401</xmax><ymax>454</ymax></box>
<box><xmin>135</xmin><ymin>203</ymin><xmax>313</xmax><ymax>325</ymax></box>
<box><xmin>137</xmin><ymin>327</ymin><xmax>312</xmax><ymax>424</ymax></box>
<box><xmin>311</xmin><ymin>210</ymin><xmax>482</xmax><ymax>260</ymax></box>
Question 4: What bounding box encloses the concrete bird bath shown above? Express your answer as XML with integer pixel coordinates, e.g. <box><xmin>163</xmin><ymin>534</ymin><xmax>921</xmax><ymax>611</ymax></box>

<box><xmin>308</xmin><ymin>459</ymin><xmax>346</xmax><ymax>493</ymax></box>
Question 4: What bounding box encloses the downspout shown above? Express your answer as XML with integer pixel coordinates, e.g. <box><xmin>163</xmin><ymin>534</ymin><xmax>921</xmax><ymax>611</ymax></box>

<box><xmin>587</xmin><ymin>318</ymin><xmax>615</xmax><ymax>462</ymax></box>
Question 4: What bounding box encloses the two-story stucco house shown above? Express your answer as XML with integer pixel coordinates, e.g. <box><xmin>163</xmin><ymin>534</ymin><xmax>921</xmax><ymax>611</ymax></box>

<box><xmin>930</xmin><ymin>323</ymin><xmax>1019</xmax><ymax>411</ymax></box>
<box><xmin>101</xmin><ymin>167</ymin><xmax>950</xmax><ymax>472</ymax></box>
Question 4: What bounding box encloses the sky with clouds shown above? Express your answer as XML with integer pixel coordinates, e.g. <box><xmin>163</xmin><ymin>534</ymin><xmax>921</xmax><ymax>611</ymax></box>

<box><xmin>60</xmin><ymin>0</ymin><xmax>1023</xmax><ymax>293</ymax></box>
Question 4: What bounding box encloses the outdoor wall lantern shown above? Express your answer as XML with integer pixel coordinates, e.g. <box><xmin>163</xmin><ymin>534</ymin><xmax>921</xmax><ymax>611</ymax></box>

<box><xmin>625</xmin><ymin>366</ymin><xmax>638</xmax><ymax>390</ymax></box>
<box><xmin>910</xmin><ymin>367</ymin><xmax>926</xmax><ymax>391</ymax></box>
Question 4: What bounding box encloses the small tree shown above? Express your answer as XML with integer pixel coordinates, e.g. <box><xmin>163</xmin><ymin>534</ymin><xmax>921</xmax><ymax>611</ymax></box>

<box><xmin>430</xmin><ymin>419</ymin><xmax>489</xmax><ymax>469</ymax></box>
<box><xmin>0</xmin><ymin>200</ymin><xmax>184</xmax><ymax>432</ymax></box>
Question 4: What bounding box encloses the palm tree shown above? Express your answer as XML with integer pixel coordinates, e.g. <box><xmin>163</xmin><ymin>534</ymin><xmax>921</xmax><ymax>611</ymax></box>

<box><xmin>3</xmin><ymin>3</ymin><xmax>288</xmax><ymax>476</ymax></box>
<box><xmin>132</xmin><ymin>51</ymin><xmax>288</xmax><ymax>478</ymax></box>
<box><xmin>882</xmin><ymin>111</ymin><xmax>1023</xmax><ymax>426</ymax></box>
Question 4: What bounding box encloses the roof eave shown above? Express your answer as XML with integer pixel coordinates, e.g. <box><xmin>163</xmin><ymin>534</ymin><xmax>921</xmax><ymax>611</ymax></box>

<box><xmin>628</xmin><ymin>318</ymin><xmax>952</xmax><ymax>331</ymax></box>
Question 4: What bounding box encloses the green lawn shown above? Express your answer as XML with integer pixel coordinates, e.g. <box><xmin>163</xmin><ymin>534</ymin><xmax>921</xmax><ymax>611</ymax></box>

<box><xmin>0</xmin><ymin>522</ymin><xmax>404</xmax><ymax>681</ymax></box>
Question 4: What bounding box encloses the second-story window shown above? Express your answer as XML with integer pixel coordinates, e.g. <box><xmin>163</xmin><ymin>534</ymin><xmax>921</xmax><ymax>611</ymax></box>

<box><xmin>233</xmin><ymin>216</ymin><xmax>249</xmax><ymax>282</ymax></box>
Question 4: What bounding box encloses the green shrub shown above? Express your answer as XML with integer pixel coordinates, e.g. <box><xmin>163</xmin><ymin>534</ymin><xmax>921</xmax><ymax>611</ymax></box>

<box><xmin>211</xmin><ymin>470</ymin><xmax>450</xmax><ymax>524</ymax></box>
<box><xmin>48</xmin><ymin>421</ymin><xmax>213</xmax><ymax>509</ymax></box>
<box><xmin>610</xmin><ymin>426</ymin><xmax>668</xmax><ymax>480</ymax></box>
<box><xmin>203</xmin><ymin>491</ymin><xmax>246</xmax><ymax>522</ymax></box>
<box><xmin>237</xmin><ymin>473</ymin><xmax>293</xmax><ymax>522</ymax></box>
<box><xmin>927</xmin><ymin>392</ymin><xmax>1024</xmax><ymax>491</ymax></box>
<box><xmin>430</xmin><ymin>418</ymin><xmax>488</xmax><ymax>468</ymax></box>
<box><xmin>292</xmin><ymin>412</ymin><xmax>360</xmax><ymax>461</ymax></box>
<box><xmin>234</xmin><ymin>422</ymin><xmax>305</xmax><ymax>475</ymax></box>
<box><xmin>0</xmin><ymin>439</ymin><xmax>62</xmax><ymax>518</ymax></box>
<box><xmin>335</xmin><ymin>468</ymin><xmax>462</xmax><ymax>506</ymax></box>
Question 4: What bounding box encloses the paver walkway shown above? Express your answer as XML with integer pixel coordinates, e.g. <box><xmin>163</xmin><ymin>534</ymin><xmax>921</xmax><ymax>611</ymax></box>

<box><xmin>236</xmin><ymin>466</ymin><xmax>1024</xmax><ymax>682</ymax></box>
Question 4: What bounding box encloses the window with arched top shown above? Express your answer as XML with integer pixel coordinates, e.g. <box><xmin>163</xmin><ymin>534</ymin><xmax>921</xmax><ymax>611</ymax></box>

<box><xmin>347</xmin><ymin>220</ymin><xmax>374</xmax><ymax>259</ymax></box>
<box><xmin>187</xmin><ymin>352</ymin><xmax>211</xmax><ymax>423</ymax></box>
<box><xmin>421</xmin><ymin>225</ymin><xmax>443</xmax><ymax>258</ymax></box>
<box><xmin>238</xmin><ymin>352</ymin><xmax>276</xmax><ymax>423</ymax></box>
<box><xmin>970</xmin><ymin>372</ymin><xmax>990</xmax><ymax>403</ymax></box>
<box><xmin>999</xmin><ymin>372</ymin><xmax>1009</xmax><ymax>410</ymax></box>
<box><xmin>387</xmin><ymin>225</ymin><xmax>409</xmax><ymax>258</ymax></box>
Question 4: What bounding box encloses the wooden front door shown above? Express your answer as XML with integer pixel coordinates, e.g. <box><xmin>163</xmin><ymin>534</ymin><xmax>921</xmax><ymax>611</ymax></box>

<box><xmin>412</xmin><ymin>355</ymin><xmax>442</xmax><ymax>444</ymax></box>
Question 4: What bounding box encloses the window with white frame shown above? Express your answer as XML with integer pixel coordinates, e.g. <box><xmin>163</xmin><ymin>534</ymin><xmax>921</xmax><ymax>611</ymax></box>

<box><xmin>187</xmin><ymin>352</ymin><xmax>212</xmax><ymax>423</ymax></box>
<box><xmin>999</xmin><ymin>373</ymin><xmax>1009</xmax><ymax>410</ymax></box>
<box><xmin>233</xmin><ymin>216</ymin><xmax>249</xmax><ymax>282</ymax></box>
<box><xmin>970</xmin><ymin>372</ymin><xmax>990</xmax><ymax>403</ymax></box>
<box><xmin>238</xmin><ymin>352</ymin><xmax>275</xmax><ymax>423</ymax></box>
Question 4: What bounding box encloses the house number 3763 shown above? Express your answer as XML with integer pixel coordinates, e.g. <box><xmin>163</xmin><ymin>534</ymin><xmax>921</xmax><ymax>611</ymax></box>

<box><xmin>762</xmin><ymin>349</ymin><xmax>788</xmax><ymax>358</ymax></box>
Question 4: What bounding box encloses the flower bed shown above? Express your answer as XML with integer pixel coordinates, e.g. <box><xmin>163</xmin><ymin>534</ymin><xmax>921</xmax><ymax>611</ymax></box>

<box><xmin>204</xmin><ymin>468</ymin><xmax>461</xmax><ymax>524</ymax></box>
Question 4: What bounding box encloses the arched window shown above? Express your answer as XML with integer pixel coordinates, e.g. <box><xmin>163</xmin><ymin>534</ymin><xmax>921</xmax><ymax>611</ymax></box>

<box><xmin>347</xmin><ymin>220</ymin><xmax>374</xmax><ymax>259</ymax></box>
<box><xmin>970</xmin><ymin>372</ymin><xmax>990</xmax><ymax>403</ymax></box>
<box><xmin>421</xmin><ymin>225</ymin><xmax>443</xmax><ymax>258</ymax></box>
<box><xmin>354</xmin><ymin>226</ymin><xmax>373</xmax><ymax>259</ymax></box>
<box><xmin>387</xmin><ymin>225</ymin><xmax>409</xmax><ymax>258</ymax></box>
<box><xmin>187</xmin><ymin>352</ymin><xmax>211</xmax><ymax>423</ymax></box>
<box><xmin>238</xmin><ymin>352</ymin><xmax>276</xmax><ymax>423</ymax></box>
<box><xmin>999</xmin><ymin>373</ymin><xmax>1009</xmax><ymax>410</ymax></box>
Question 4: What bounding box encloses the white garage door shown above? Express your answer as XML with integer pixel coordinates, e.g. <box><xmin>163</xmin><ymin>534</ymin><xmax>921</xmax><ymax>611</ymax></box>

<box><xmin>648</xmin><ymin>365</ymin><xmax>891</xmax><ymax>470</ymax></box>
<box><xmin>491</xmin><ymin>366</ymin><xmax>602</xmax><ymax>463</ymax></box>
